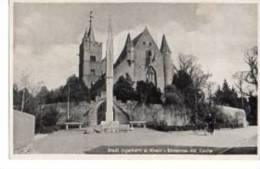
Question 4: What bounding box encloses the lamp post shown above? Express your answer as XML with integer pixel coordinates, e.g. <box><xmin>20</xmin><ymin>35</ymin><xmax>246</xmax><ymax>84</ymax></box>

<box><xmin>67</xmin><ymin>84</ymin><xmax>70</xmax><ymax>122</ymax></box>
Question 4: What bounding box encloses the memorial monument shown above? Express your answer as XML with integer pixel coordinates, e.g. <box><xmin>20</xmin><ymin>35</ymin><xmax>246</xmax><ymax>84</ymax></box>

<box><xmin>101</xmin><ymin>18</ymin><xmax>120</xmax><ymax>132</ymax></box>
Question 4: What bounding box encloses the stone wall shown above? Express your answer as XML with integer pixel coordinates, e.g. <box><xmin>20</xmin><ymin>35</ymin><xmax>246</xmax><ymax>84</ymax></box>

<box><xmin>41</xmin><ymin>101</ymin><xmax>93</xmax><ymax>125</ymax></box>
<box><xmin>216</xmin><ymin>105</ymin><xmax>248</xmax><ymax>127</ymax></box>
<box><xmin>13</xmin><ymin>110</ymin><xmax>35</xmax><ymax>150</ymax></box>
<box><xmin>38</xmin><ymin>100</ymin><xmax>249</xmax><ymax>130</ymax></box>
<box><xmin>129</xmin><ymin>102</ymin><xmax>189</xmax><ymax>126</ymax></box>
<box><xmin>41</xmin><ymin>100</ymin><xmax>131</xmax><ymax>126</ymax></box>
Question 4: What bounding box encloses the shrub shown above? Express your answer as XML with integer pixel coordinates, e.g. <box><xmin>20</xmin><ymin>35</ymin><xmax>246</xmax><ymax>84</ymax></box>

<box><xmin>136</xmin><ymin>81</ymin><xmax>162</xmax><ymax>105</ymax></box>
<box><xmin>114</xmin><ymin>76</ymin><xmax>136</xmax><ymax>103</ymax></box>
<box><xmin>35</xmin><ymin>107</ymin><xmax>60</xmax><ymax>133</ymax></box>
<box><xmin>163</xmin><ymin>85</ymin><xmax>184</xmax><ymax>106</ymax></box>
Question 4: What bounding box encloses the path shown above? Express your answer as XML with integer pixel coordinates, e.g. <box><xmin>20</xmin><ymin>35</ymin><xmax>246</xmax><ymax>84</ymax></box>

<box><xmin>30</xmin><ymin>126</ymin><xmax>257</xmax><ymax>154</ymax></box>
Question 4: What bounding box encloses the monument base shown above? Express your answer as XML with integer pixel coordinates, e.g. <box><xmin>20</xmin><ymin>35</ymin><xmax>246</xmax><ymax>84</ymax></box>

<box><xmin>100</xmin><ymin>120</ymin><xmax>120</xmax><ymax>133</ymax></box>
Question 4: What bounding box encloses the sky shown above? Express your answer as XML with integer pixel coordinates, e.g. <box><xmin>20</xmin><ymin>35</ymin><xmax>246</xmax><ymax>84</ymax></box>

<box><xmin>13</xmin><ymin>3</ymin><xmax>257</xmax><ymax>90</ymax></box>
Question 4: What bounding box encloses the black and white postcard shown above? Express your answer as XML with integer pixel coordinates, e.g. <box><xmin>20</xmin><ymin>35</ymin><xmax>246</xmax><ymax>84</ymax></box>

<box><xmin>10</xmin><ymin>0</ymin><xmax>258</xmax><ymax>159</ymax></box>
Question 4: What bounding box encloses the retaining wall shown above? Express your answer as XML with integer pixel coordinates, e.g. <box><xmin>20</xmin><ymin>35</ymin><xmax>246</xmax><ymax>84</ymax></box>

<box><xmin>13</xmin><ymin>110</ymin><xmax>35</xmax><ymax>150</ymax></box>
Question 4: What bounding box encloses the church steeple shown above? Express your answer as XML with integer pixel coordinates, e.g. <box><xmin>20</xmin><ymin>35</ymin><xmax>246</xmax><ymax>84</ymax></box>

<box><xmin>79</xmin><ymin>11</ymin><xmax>103</xmax><ymax>88</ymax></box>
<box><xmin>85</xmin><ymin>11</ymin><xmax>95</xmax><ymax>42</ymax></box>
<box><xmin>160</xmin><ymin>34</ymin><xmax>172</xmax><ymax>87</ymax></box>
<box><xmin>160</xmin><ymin>34</ymin><xmax>171</xmax><ymax>53</ymax></box>
<box><xmin>126</xmin><ymin>33</ymin><xmax>133</xmax><ymax>48</ymax></box>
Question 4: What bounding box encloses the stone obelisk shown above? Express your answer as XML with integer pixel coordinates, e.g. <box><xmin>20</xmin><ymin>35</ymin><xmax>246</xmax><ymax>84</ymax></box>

<box><xmin>105</xmin><ymin>18</ymin><xmax>114</xmax><ymax>122</ymax></box>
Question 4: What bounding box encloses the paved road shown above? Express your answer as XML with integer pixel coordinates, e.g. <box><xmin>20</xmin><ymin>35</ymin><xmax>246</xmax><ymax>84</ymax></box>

<box><xmin>31</xmin><ymin>126</ymin><xmax>257</xmax><ymax>154</ymax></box>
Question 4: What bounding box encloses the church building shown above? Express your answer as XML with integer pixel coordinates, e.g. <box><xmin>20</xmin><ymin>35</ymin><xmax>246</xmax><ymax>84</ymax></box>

<box><xmin>79</xmin><ymin>13</ymin><xmax>173</xmax><ymax>91</ymax></box>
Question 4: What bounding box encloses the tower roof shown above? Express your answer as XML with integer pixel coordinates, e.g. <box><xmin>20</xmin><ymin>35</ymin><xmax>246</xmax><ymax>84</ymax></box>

<box><xmin>126</xmin><ymin>33</ymin><xmax>133</xmax><ymax>48</ymax></box>
<box><xmin>114</xmin><ymin>33</ymin><xmax>132</xmax><ymax>67</ymax></box>
<box><xmin>84</xmin><ymin>11</ymin><xmax>95</xmax><ymax>42</ymax></box>
<box><xmin>114</xmin><ymin>27</ymin><xmax>161</xmax><ymax>68</ymax></box>
<box><xmin>132</xmin><ymin>26</ymin><xmax>151</xmax><ymax>46</ymax></box>
<box><xmin>86</xmin><ymin>26</ymin><xmax>95</xmax><ymax>42</ymax></box>
<box><xmin>160</xmin><ymin>34</ymin><xmax>171</xmax><ymax>53</ymax></box>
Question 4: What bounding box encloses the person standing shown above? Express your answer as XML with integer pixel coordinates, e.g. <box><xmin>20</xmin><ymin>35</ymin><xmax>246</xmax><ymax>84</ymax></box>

<box><xmin>205</xmin><ymin>112</ymin><xmax>215</xmax><ymax>135</ymax></box>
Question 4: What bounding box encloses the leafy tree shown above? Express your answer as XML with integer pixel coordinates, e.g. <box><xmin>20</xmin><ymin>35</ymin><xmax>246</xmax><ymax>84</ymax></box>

<box><xmin>146</xmin><ymin>82</ymin><xmax>162</xmax><ymax>104</ymax></box>
<box><xmin>44</xmin><ymin>75</ymin><xmax>90</xmax><ymax>104</ymax></box>
<box><xmin>63</xmin><ymin>75</ymin><xmax>90</xmax><ymax>103</ymax></box>
<box><xmin>35</xmin><ymin>106</ymin><xmax>59</xmax><ymax>133</ymax></box>
<box><xmin>163</xmin><ymin>85</ymin><xmax>184</xmax><ymax>106</ymax></box>
<box><xmin>13</xmin><ymin>84</ymin><xmax>21</xmax><ymax>110</ymax></box>
<box><xmin>136</xmin><ymin>81</ymin><xmax>162</xmax><ymax>104</ymax></box>
<box><xmin>113</xmin><ymin>76</ymin><xmax>136</xmax><ymax>103</ymax></box>
<box><xmin>136</xmin><ymin>81</ymin><xmax>147</xmax><ymax>103</ymax></box>
<box><xmin>248</xmin><ymin>95</ymin><xmax>257</xmax><ymax>125</ymax></box>
<box><xmin>213</xmin><ymin>79</ymin><xmax>239</xmax><ymax>107</ymax></box>
<box><xmin>13</xmin><ymin>84</ymin><xmax>36</xmax><ymax>115</ymax></box>
<box><xmin>172</xmin><ymin>54</ymin><xmax>211</xmax><ymax>124</ymax></box>
<box><xmin>41</xmin><ymin>107</ymin><xmax>59</xmax><ymax>127</ymax></box>
<box><xmin>35</xmin><ymin>86</ymin><xmax>49</xmax><ymax>105</ymax></box>
<box><xmin>172</xmin><ymin>70</ymin><xmax>192</xmax><ymax>91</ymax></box>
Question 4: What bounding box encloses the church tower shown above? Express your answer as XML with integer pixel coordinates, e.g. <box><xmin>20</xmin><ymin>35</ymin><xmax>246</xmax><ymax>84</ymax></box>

<box><xmin>125</xmin><ymin>33</ymin><xmax>135</xmax><ymax>79</ymax></box>
<box><xmin>160</xmin><ymin>34</ymin><xmax>172</xmax><ymax>87</ymax></box>
<box><xmin>79</xmin><ymin>11</ymin><xmax>103</xmax><ymax>88</ymax></box>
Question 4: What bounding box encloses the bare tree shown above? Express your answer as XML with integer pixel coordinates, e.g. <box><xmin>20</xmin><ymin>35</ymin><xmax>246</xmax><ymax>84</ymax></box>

<box><xmin>175</xmin><ymin>54</ymin><xmax>212</xmax><ymax>90</ymax></box>
<box><xmin>244</xmin><ymin>46</ymin><xmax>258</xmax><ymax>89</ymax></box>
<box><xmin>233</xmin><ymin>46</ymin><xmax>258</xmax><ymax>99</ymax></box>
<box><xmin>176</xmin><ymin>54</ymin><xmax>198</xmax><ymax>76</ymax></box>
<box><xmin>233</xmin><ymin>71</ymin><xmax>251</xmax><ymax>107</ymax></box>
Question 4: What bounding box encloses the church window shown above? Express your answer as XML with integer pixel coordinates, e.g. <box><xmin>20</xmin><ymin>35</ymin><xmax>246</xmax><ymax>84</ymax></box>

<box><xmin>90</xmin><ymin>55</ymin><xmax>96</xmax><ymax>62</ymax></box>
<box><xmin>147</xmin><ymin>50</ymin><xmax>152</xmax><ymax>57</ymax></box>
<box><xmin>127</xmin><ymin>59</ymin><xmax>132</xmax><ymax>66</ymax></box>
<box><xmin>145</xmin><ymin>50</ymin><xmax>153</xmax><ymax>67</ymax></box>
<box><xmin>146</xmin><ymin>66</ymin><xmax>157</xmax><ymax>86</ymax></box>
<box><xmin>149</xmin><ymin>42</ymin><xmax>152</xmax><ymax>46</ymax></box>
<box><xmin>143</xmin><ymin>41</ymin><xmax>146</xmax><ymax>45</ymax></box>
<box><xmin>125</xmin><ymin>73</ymin><xmax>132</xmax><ymax>82</ymax></box>
<box><xmin>91</xmin><ymin>69</ymin><xmax>95</xmax><ymax>75</ymax></box>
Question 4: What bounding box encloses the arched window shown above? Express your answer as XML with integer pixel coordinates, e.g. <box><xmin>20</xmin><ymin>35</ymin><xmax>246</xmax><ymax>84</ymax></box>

<box><xmin>91</xmin><ymin>69</ymin><xmax>95</xmax><ymax>75</ymax></box>
<box><xmin>145</xmin><ymin>50</ymin><xmax>153</xmax><ymax>67</ymax></box>
<box><xmin>146</xmin><ymin>66</ymin><xmax>157</xmax><ymax>86</ymax></box>
<box><xmin>90</xmin><ymin>55</ymin><xmax>96</xmax><ymax>62</ymax></box>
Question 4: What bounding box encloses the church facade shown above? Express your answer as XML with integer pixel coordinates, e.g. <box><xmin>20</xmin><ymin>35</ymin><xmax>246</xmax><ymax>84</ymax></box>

<box><xmin>79</xmin><ymin>16</ymin><xmax>173</xmax><ymax>91</ymax></box>
<box><xmin>113</xmin><ymin>27</ymin><xmax>173</xmax><ymax>91</ymax></box>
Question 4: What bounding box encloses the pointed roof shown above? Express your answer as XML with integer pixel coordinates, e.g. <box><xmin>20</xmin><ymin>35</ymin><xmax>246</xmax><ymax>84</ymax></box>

<box><xmin>125</xmin><ymin>33</ymin><xmax>133</xmax><ymax>47</ymax></box>
<box><xmin>160</xmin><ymin>34</ymin><xmax>171</xmax><ymax>53</ymax></box>
<box><xmin>114</xmin><ymin>27</ymin><xmax>162</xmax><ymax>68</ymax></box>
<box><xmin>84</xmin><ymin>11</ymin><xmax>95</xmax><ymax>42</ymax></box>
<box><xmin>132</xmin><ymin>27</ymin><xmax>159</xmax><ymax>52</ymax></box>
<box><xmin>132</xmin><ymin>27</ymin><xmax>150</xmax><ymax>46</ymax></box>
<box><xmin>114</xmin><ymin>33</ymin><xmax>132</xmax><ymax>67</ymax></box>
<box><xmin>86</xmin><ymin>26</ymin><xmax>95</xmax><ymax>42</ymax></box>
